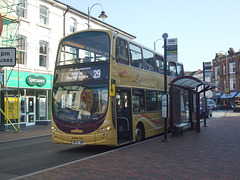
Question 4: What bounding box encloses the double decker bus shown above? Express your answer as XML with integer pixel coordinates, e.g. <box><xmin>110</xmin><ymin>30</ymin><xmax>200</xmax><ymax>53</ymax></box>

<box><xmin>51</xmin><ymin>29</ymin><xmax>183</xmax><ymax>146</ymax></box>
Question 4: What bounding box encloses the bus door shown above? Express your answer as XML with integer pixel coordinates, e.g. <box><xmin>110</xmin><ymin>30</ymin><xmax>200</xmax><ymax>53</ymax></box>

<box><xmin>116</xmin><ymin>89</ymin><xmax>132</xmax><ymax>144</ymax></box>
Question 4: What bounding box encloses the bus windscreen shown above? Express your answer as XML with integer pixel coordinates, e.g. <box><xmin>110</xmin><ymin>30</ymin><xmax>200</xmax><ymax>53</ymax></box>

<box><xmin>57</xmin><ymin>31</ymin><xmax>110</xmax><ymax>65</ymax></box>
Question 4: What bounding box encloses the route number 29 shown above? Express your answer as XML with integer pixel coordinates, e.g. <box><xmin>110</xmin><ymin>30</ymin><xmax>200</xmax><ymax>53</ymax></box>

<box><xmin>93</xmin><ymin>69</ymin><xmax>101</xmax><ymax>78</ymax></box>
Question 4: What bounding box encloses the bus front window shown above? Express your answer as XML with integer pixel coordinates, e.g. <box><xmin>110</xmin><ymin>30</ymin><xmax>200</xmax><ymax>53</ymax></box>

<box><xmin>57</xmin><ymin>31</ymin><xmax>110</xmax><ymax>65</ymax></box>
<box><xmin>53</xmin><ymin>85</ymin><xmax>108</xmax><ymax>123</ymax></box>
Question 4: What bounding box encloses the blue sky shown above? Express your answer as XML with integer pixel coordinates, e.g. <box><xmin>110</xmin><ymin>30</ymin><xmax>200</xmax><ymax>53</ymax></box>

<box><xmin>59</xmin><ymin>0</ymin><xmax>240</xmax><ymax>71</ymax></box>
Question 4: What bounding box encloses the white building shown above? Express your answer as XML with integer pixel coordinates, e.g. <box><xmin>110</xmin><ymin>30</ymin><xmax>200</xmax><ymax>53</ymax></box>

<box><xmin>0</xmin><ymin>0</ymin><xmax>135</xmax><ymax>127</ymax></box>
<box><xmin>193</xmin><ymin>71</ymin><xmax>213</xmax><ymax>100</ymax></box>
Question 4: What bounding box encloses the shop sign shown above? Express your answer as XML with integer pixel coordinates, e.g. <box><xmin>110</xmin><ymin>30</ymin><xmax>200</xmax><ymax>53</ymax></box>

<box><xmin>224</xmin><ymin>89</ymin><xmax>230</xmax><ymax>94</ymax></box>
<box><xmin>26</xmin><ymin>75</ymin><xmax>46</xmax><ymax>87</ymax></box>
<box><xmin>6</xmin><ymin>70</ymin><xmax>52</xmax><ymax>89</ymax></box>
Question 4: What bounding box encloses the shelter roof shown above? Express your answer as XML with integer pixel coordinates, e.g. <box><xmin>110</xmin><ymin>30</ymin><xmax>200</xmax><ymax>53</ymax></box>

<box><xmin>170</xmin><ymin>76</ymin><xmax>218</xmax><ymax>93</ymax></box>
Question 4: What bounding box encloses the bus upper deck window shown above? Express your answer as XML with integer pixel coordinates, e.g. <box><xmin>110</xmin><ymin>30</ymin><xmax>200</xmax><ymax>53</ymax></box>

<box><xmin>143</xmin><ymin>49</ymin><xmax>154</xmax><ymax>72</ymax></box>
<box><xmin>130</xmin><ymin>44</ymin><xmax>143</xmax><ymax>69</ymax></box>
<box><xmin>115</xmin><ymin>38</ymin><xmax>129</xmax><ymax>65</ymax></box>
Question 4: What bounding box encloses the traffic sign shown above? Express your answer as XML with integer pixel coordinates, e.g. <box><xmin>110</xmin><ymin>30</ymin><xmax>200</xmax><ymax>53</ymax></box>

<box><xmin>0</xmin><ymin>48</ymin><xmax>16</xmax><ymax>67</ymax></box>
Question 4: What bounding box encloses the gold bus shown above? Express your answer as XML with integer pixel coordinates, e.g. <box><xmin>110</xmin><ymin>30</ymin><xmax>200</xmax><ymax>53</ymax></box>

<box><xmin>51</xmin><ymin>29</ymin><xmax>183</xmax><ymax>146</ymax></box>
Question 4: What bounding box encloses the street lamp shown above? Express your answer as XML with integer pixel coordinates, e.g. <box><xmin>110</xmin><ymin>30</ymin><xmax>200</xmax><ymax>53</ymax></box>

<box><xmin>154</xmin><ymin>38</ymin><xmax>163</xmax><ymax>51</ymax></box>
<box><xmin>216</xmin><ymin>50</ymin><xmax>228</xmax><ymax>111</ymax></box>
<box><xmin>87</xmin><ymin>3</ymin><xmax>108</xmax><ymax>29</ymax></box>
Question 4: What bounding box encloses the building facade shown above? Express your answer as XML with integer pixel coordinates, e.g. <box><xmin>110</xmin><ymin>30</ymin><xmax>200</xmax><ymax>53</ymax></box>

<box><xmin>0</xmin><ymin>0</ymin><xmax>135</xmax><ymax>128</ymax></box>
<box><xmin>212</xmin><ymin>48</ymin><xmax>240</xmax><ymax>107</ymax></box>
<box><xmin>193</xmin><ymin>70</ymin><xmax>213</xmax><ymax>99</ymax></box>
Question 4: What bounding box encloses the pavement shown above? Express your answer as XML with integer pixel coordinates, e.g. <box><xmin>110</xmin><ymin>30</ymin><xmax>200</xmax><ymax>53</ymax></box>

<box><xmin>0</xmin><ymin>125</ymin><xmax>51</xmax><ymax>143</ymax></box>
<box><xmin>1</xmin><ymin>110</ymin><xmax>240</xmax><ymax>180</ymax></box>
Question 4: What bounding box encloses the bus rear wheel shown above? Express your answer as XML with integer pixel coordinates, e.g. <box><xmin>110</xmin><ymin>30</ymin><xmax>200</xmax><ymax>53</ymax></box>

<box><xmin>135</xmin><ymin>124</ymin><xmax>145</xmax><ymax>142</ymax></box>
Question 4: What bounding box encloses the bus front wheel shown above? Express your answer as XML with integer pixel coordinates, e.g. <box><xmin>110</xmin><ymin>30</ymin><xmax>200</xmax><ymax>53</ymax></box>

<box><xmin>135</xmin><ymin>124</ymin><xmax>145</xmax><ymax>142</ymax></box>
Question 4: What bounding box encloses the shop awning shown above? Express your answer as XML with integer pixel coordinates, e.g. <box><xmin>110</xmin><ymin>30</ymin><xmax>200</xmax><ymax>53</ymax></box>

<box><xmin>211</xmin><ymin>94</ymin><xmax>221</xmax><ymax>100</ymax></box>
<box><xmin>235</xmin><ymin>92</ymin><xmax>240</xmax><ymax>97</ymax></box>
<box><xmin>220</xmin><ymin>92</ymin><xmax>238</xmax><ymax>99</ymax></box>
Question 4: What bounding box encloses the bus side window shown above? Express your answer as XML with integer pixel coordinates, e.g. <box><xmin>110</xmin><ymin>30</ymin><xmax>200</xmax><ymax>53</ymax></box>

<box><xmin>130</xmin><ymin>43</ymin><xmax>143</xmax><ymax>69</ymax></box>
<box><xmin>115</xmin><ymin>38</ymin><xmax>129</xmax><ymax>65</ymax></box>
<box><xmin>155</xmin><ymin>54</ymin><xmax>164</xmax><ymax>74</ymax></box>
<box><xmin>133</xmin><ymin>89</ymin><xmax>145</xmax><ymax>113</ymax></box>
<box><xmin>169</xmin><ymin>62</ymin><xmax>177</xmax><ymax>79</ymax></box>
<box><xmin>143</xmin><ymin>49</ymin><xmax>155</xmax><ymax>72</ymax></box>
<box><xmin>176</xmin><ymin>63</ymin><xmax>184</xmax><ymax>77</ymax></box>
<box><xmin>158</xmin><ymin>91</ymin><xmax>163</xmax><ymax>111</ymax></box>
<box><xmin>155</xmin><ymin>55</ymin><xmax>164</xmax><ymax>74</ymax></box>
<box><xmin>146</xmin><ymin>90</ymin><xmax>158</xmax><ymax>112</ymax></box>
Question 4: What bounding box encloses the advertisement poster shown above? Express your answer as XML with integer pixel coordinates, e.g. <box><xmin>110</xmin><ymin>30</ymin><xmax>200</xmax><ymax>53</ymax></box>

<box><xmin>39</xmin><ymin>97</ymin><xmax>46</xmax><ymax>117</ymax></box>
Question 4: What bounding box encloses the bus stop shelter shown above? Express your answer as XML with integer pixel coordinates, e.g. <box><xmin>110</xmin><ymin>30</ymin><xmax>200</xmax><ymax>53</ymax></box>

<box><xmin>170</xmin><ymin>76</ymin><xmax>218</xmax><ymax>135</ymax></box>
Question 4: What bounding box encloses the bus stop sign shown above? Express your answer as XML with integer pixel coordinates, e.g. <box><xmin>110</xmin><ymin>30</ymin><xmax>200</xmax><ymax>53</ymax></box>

<box><xmin>0</xmin><ymin>48</ymin><xmax>16</xmax><ymax>67</ymax></box>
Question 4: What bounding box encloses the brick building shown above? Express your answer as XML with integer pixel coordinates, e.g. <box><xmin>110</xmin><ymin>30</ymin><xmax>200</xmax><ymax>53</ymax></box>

<box><xmin>212</xmin><ymin>48</ymin><xmax>240</xmax><ymax>107</ymax></box>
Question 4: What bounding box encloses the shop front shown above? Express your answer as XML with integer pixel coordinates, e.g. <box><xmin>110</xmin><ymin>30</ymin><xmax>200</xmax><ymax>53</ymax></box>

<box><xmin>5</xmin><ymin>70</ymin><xmax>53</xmax><ymax>126</ymax></box>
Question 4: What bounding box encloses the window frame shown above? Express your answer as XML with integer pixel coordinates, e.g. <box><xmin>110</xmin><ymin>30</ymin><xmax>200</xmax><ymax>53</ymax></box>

<box><xmin>17</xmin><ymin>0</ymin><xmax>26</xmax><ymax>18</ymax></box>
<box><xmin>16</xmin><ymin>35</ymin><xmax>26</xmax><ymax>65</ymax></box>
<box><xmin>155</xmin><ymin>54</ymin><xmax>164</xmax><ymax>74</ymax></box>
<box><xmin>230</xmin><ymin>78</ymin><xmax>236</xmax><ymax>90</ymax></box>
<box><xmin>70</xmin><ymin>17</ymin><xmax>77</xmax><ymax>33</ymax></box>
<box><xmin>130</xmin><ymin>43</ymin><xmax>143</xmax><ymax>69</ymax></box>
<box><xmin>39</xmin><ymin>5</ymin><xmax>48</xmax><ymax>25</ymax></box>
<box><xmin>215</xmin><ymin>66</ymin><xmax>220</xmax><ymax>77</ymax></box>
<box><xmin>143</xmin><ymin>48</ymin><xmax>155</xmax><ymax>72</ymax></box>
<box><xmin>229</xmin><ymin>62</ymin><xmax>235</xmax><ymax>73</ymax></box>
<box><xmin>115</xmin><ymin>37</ymin><xmax>129</xmax><ymax>65</ymax></box>
<box><xmin>222</xmin><ymin>64</ymin><xmax>226</xmax><ymax>75</ymax></box>
<box><xmin>132</xmin><ymin>89</ymin><xmax>145</xmax><ymax>114</ymax></box>
<box><xmin>39</xmin><ymin>40</ymin><xmax>48</xmax><ymax>67</ymax></box>
<box><xmin>146</xmin><ymin>90</ymin><xmax>158</xmax><ymax>112</ymax></box>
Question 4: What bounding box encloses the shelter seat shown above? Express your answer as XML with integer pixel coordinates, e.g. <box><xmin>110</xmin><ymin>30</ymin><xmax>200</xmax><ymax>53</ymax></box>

<box><xmin>174</xmin><ymin>123</ymin><xmax>188</xmax><ymax>136</ymax></box>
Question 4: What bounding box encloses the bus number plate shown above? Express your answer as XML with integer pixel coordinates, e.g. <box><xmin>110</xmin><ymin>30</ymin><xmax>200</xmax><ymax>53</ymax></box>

<box><xmin>72</xmin><ymin>141</ymin><xmax>85</xmax><ymax>145</ymax></box>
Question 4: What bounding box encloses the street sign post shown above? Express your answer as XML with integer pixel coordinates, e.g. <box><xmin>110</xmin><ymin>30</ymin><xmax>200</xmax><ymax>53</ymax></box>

<box><xmin>167</xmin><ymin>38</ymin><xmax>178</xmax><ymax>62</ymax></box>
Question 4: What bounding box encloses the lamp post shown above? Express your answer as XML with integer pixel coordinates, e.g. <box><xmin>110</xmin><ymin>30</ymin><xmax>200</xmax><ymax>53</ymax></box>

<box><xmin>216</xmin><ymin>51</ymin><xmax>228</xmax><ymax>111</ymax></box>
<box><xmin>87</xmin><ymin>3</ymin><xmax>108</xmax><ymax>29</ymax></box>
<box><xmin>154</xmin><ymin>38</ymin><xmax>163</xmax><ymax>51</ymax></box>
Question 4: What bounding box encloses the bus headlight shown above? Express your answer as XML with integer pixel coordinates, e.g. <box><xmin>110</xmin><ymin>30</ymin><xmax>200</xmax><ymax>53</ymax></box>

<box><xmin>52</xmin><ymin>126</ymin><xmax>59</xmax><ymax>132</ymax></box>
<box><xmin>97</xmin><ymin>126</ymin><xmax>111</xmax><ymax>133</ymax></box>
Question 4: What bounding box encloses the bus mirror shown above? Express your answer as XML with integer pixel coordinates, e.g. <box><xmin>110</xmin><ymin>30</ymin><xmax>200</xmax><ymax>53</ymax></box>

<box><xmin>110</xmin><ymin>79</ymin><xmax>116</xmax><ymax>96</ymax></box>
